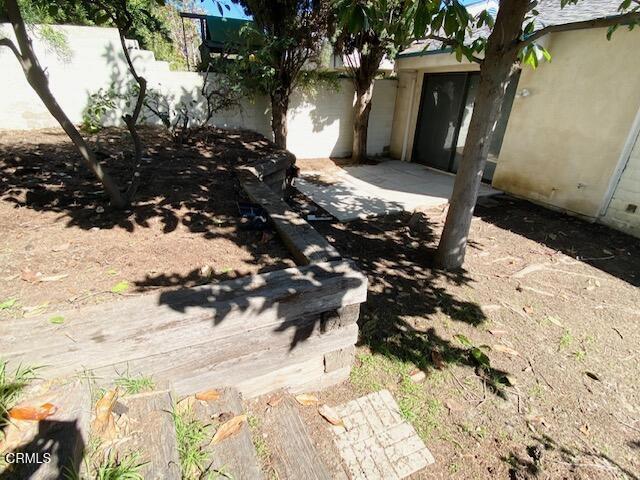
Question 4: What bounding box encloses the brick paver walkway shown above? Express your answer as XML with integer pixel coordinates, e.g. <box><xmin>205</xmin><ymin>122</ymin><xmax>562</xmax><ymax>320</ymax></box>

<box><xmin>330</xmin><ymin>390</ymin><xmax>435</xmax><ymax>479</ymax></box>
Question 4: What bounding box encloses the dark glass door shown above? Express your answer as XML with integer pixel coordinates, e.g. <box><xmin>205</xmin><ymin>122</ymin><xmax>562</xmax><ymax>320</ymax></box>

<box><xmin>412</xmin><ymin>73</ymin><xmax>468</xmax><ymax>172</ymax></box>
<box><xmin>413</xmin><ymin>71</ymin><xmax>518</xmax><ymax>183</ymax></box>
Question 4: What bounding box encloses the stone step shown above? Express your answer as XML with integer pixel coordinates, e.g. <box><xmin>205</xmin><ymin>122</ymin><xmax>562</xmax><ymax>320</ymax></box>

<box><xmin>191</xmin><ymin>387</ymin><xmax>264</xmax><ymax>480</ymax></box>
<box><xmin>112</xmin><ymin>390</ymin><xmax>181</xmax><ymax>480</ymax></box>
<box><xmin>262</xmin><ymin>397</ymin><xmax>332</xmax><ymax>480</ymax></box>
<box><xmin>0</xmin><ymin>379</ymin><xmax>92</xmax><ymax>479</ymax></box>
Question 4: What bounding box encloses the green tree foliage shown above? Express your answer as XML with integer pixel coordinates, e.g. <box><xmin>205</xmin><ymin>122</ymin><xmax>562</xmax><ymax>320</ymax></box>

<box><xmin>333</xmin><ymin>0</ymin><xmax>429</xmax><ymax>162</ymax></box>
<box><xmin>0</xmin><ymin>0</ymin><xmax>190</xmax><ymax>69</ymax></box>
<box><xmin>222</xmin><ymin>0</ymin><xmax>333</xmax><ymax>148</ymax></box>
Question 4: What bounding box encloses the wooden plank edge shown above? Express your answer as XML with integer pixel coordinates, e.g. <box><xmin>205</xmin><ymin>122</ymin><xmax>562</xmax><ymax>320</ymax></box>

<box><xmin>240</xmin><ymin>174</ymin><xmax>341</xmax><ymax>265</ymax></box>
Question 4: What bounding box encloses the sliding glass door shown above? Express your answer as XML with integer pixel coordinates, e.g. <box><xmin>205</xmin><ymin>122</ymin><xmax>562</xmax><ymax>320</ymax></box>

<box><xmin>413</xmin><ymin>71</ymin><xmax>518</xmax><ymax>183</ymax></box>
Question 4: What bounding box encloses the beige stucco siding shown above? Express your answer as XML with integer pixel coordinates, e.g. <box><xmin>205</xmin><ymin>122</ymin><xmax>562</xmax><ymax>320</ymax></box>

<box><xmin>493</xmin><ymin>27</ymin><xmax>640</xmax><ymax>218</ymax></box>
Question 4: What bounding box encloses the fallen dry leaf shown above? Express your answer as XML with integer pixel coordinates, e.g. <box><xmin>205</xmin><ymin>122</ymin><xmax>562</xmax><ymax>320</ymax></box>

<box><xmin>267</xmin><ymin>394</ymin><xmax>284</xmax><ymax>407</ymax></box>
<box><xmin>92</xmin><ymin>389</ymin><xmax>118</xmax><ymax>440</ymax></box>
<box><xmin>214</xmin><ymin>411</ymin><xmax>234</xmax><ymax>423</ymax></box>
<box><xmin>52</xmin><ymin>242</ymin><xmax>71</xmax><ymax>252</ymax></box>
<box><xmin>295</xmin><ymin>394</ymin><xmax>319</xmax><ymax>406</ymax></box>
<box><xmin>195</xmin><ymin>389</ymin><xmax>221</xmax><ymax>401</ymax></box>
<box><xmin>525</xmin><ymin>414</ymin><xmax>546</xmax><ymax>426</ymax></box>
<box><xmin>9</xmin><ymin>403</ymin><xmax>57</xmax><ymax>421</ymax></box>
<box><xmin>318</xmin><ymin>404</ymin><xmax>344</xmax><ymax>427</ymax></box>
<box><xmin>39</xmin><ymin>274</ymin><xmax>69</xmax><ymax>283</ymax></box>
<box><xmin>211</xmin><ymin>414</ymin><xmax>246</xmax><ymax>445</ymax></box>
<box><xmin>431</xmin><ymin>350</ymin><xmax>445</xmax><ymax>370</ymax></box>
<box><xmin>488</xmin><ymin>329</ymin><xmax>508</xmax><ymax>336</ymax></box>
<box><xmin>525</xmin><ymin>414</ymin><xmax>545</xmax><ymax>433</ymax></box>
<box><xmin>547</xmin><ymin>316</ymin><xmax>564</xmax><ymax>327</ymax></box>
<box><xmin>493</xmin><ymin>344</ymin><xmax>520</xmax><ymax>357</ymax></box>
<box><xmin>444</xmin><ymin>399</ymin><xmax>463</xmax><ymax>413</ymax></box>
<box><xmin>20</xmin><ymin>269</ymin><xmax>40</xmax><ymax>283</ymax></box>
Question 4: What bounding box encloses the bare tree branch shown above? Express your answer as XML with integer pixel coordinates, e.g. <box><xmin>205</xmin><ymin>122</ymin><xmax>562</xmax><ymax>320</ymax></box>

<box><xmin>3</xmin><ymin>0</ymin><xmax>127</xmax><ymax>208</ymax></box>
<box><xmin>94</xmin><ymin>0</ymin><xmax>148</xmax><ymax>202</ymax></box>
<box><xmin>519</xmin><ymin>12</ymin><xmax>640</xmax><ymax>47</ymax></box>
<box><xmin>0</xmin><ymin>36</ymin><xmax>26</xmax><ymax>67</ymax></box>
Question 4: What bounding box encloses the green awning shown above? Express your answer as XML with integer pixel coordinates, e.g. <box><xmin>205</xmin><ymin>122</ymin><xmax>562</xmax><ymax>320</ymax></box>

<box><xmin>205</xmin><ymin>16</ymin><xmax>253</xmax><ymax>49</ymax></box>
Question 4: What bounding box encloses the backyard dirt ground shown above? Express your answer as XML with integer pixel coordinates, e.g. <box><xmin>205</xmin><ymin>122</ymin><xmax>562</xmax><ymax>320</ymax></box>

<box><xmin>247</xmin><ymin>190</ymin><xmax>640</xmax><ymax>480</ymax></box>
<box><xmin>0</xmin><ymin>127</ymin><xmax>294</xmax><ymax>319</ymax></box>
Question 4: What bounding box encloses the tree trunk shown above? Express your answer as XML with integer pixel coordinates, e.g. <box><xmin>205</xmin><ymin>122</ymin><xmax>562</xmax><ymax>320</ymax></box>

<box><xmin>435</xmin><ymin>0</ymin><xmax>529</xmax><ymax>270</ymax></box>
<box><xmin>352</xmin><ymin>81</ymin><xmax>374</xmax><ymax>163</ymax></box>
<box><xmin>115</xmin><ymin>25</ymin><xmax>147</xmax><ymax>203</ymax></box>
<box><xmin>3</xmin><ymin>0</ymin><xmax>127</xmax><ymax>209</ymax></box>
<box><xmin>271</xmin><ymin>90</ymin><xmax>289</xmax><ymax>149</ymax></box>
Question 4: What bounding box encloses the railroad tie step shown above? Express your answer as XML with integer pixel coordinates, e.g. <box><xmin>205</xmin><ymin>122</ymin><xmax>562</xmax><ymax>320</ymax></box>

<box><xmin>113</xmin><ymin>390</ymin><xmax>181</xmax><ymax>480</ymax></box>
<box><xmin>0</xmin><ymin>379</ymin><xmax>92</xmax><ymax>479</ymax></box>
<box><xmin>190</xmin><ymin>387</ymin><xmax>264</xmax><ymax>480</ymax></box>
<box><xmin>262</xmin><ymin>397</ymin><xmax>332</xmax><ymax>480</ymax></box>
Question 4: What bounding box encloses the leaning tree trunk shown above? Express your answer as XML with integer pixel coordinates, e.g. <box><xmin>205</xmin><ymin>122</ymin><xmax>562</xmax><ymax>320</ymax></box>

<box><xmin>350</xmin><ymin>51</ymin><xmax>385</xmax><ymax>164</ymax></box>
<box><xmin>3</xmin><ymin>0</ymin><xmax>127</xmax><ymax>209</ymax></box>
<box><xmin>352</xmin><ymin>80</ymin><xmax>374</xmax><ymax>163</ymax></box>
<box><xmin>435</xmin><ymin>0</ymin><xmax>529</xmax><ymax>270</ymax></box>
<box><xmin>271</xmin><ymin>89</ymin><xmax>289</xmax><ymax>149</ymax></box>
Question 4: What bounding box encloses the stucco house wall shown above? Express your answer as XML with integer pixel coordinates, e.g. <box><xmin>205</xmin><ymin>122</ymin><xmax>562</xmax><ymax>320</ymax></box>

<box><xmin>390</xmin><ymin>26</ymin><xmax>640</xmax><ymax>236</ymax></box>
<box><xmin>0</xmin><ymin>24</ymin><xmax>396</xmax><ymax>160</ymax></box>
<box><xmin>287</xmin><ymin>78</ymin><xmax>397</xmax><ymax>159</ymax></box>
<box><xmin>492</xmin><ymin>27</ymin><xmax>640</xmax><ymax>219</ymax></box>
<box><xmin>602</xmin><ymin>128</ymin><xmax>640</xmax><ymax>237</ymax></box>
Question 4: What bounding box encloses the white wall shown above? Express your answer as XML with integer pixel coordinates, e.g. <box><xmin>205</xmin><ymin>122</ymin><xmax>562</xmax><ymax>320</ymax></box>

<box><xmin>0</xmin><ymin>24</ymin><xmax>397</xmax><ymax>159</ymax></box>
<box><xmin>602</xmin><ymin>128</ymin><xmax>640</xmax><ymax>237</ymax></box>
<box><xmin>288</xmin><ymin>78</ymin><xmax>397</xmax><ymax>158</ymax></box>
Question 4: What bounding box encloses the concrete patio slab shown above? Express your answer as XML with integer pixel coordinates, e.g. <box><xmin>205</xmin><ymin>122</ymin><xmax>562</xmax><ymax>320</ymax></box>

<box><xmin>295</xmin><ymin>160</ymin><xmax>498</xmax><ymax>221</ymax></box>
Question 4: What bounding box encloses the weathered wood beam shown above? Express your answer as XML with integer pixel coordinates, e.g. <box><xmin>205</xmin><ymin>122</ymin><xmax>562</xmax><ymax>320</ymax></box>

<box><xmin>1</xmin><ymin>261</ymin><xmax>365</xmax><ymax>390</ymax></box>
<box><xmin>262</xmin><ymin>397</ymin><xmax>332</xmax><ymax>479</ymax></box>
<box><xmin>192</xmin><ymin>388</ymin><xmax>264</xmax><ymax>479</ymax></box>
<box><xmin>240</xmin><ymin>172</ymin><xmax>341</xmax><ymax>265</ymax></box>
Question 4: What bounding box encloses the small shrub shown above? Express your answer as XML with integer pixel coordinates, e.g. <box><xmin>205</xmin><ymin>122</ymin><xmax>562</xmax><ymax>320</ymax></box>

<box><xmin>82</xmin><ymin>85</ymin><xmax>119</xmax><ymax>133</ymax></box>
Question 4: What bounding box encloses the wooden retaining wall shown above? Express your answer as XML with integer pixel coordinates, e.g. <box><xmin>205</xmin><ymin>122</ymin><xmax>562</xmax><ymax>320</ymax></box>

<box><xmin>237</xmin><ymin>151</ymin><xmax>295</xmax><ymax>196</ymax></box>
<box><xmin>0</xmin><ymin>261</ymin><xmax>366</xmax><ymax>398</ymax></box>
<box><xmin>240</xmin><ymin>171</ymin><xmax>341</xmax><ymax>265</ymax></box>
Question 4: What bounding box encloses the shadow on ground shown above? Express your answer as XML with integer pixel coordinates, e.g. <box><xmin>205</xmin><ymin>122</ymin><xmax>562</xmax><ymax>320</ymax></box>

<box><xmin>0</xmin><ymin>127</ymin><xmax>275</xmax><ymax>235</ymax></box>
<box><xmin>474</xmin><ymin>196</ymin><xmax>640</xmax><ymax>287</ymax></box>
<box><xmin>297</xmin><ymin>197</ymin><xmax>513</xmax><ymax>399</ymax></box>
<box><xmin>0</xmin><ymin>419</ymin><xmax>84</xmax><ymax>479</ymax></box>
<box><xmin>504</xmin><ymin>434</ymin><xmax>640</xmax><ymax>480</ymax></box>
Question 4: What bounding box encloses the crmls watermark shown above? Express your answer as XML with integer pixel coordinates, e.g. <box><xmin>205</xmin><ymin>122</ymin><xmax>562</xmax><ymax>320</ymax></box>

<box><xmin>4</xmin><ymin>452</ymin><xmax>52</xmax><ymax>464</ymax></box>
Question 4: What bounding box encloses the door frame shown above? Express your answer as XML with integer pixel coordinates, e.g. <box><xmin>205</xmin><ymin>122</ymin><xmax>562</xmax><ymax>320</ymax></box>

<box><xmin>411</xmin><ymin>71</ymin><xmax>479</xmax><ymax>173</ymax></box>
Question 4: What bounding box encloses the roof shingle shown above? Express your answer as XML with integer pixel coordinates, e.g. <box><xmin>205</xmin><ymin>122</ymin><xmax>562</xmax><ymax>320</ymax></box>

<box><xmin>400</xmin><ymin>0</ymin><xmax>622</xmax><ymax>57</ymax></box>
